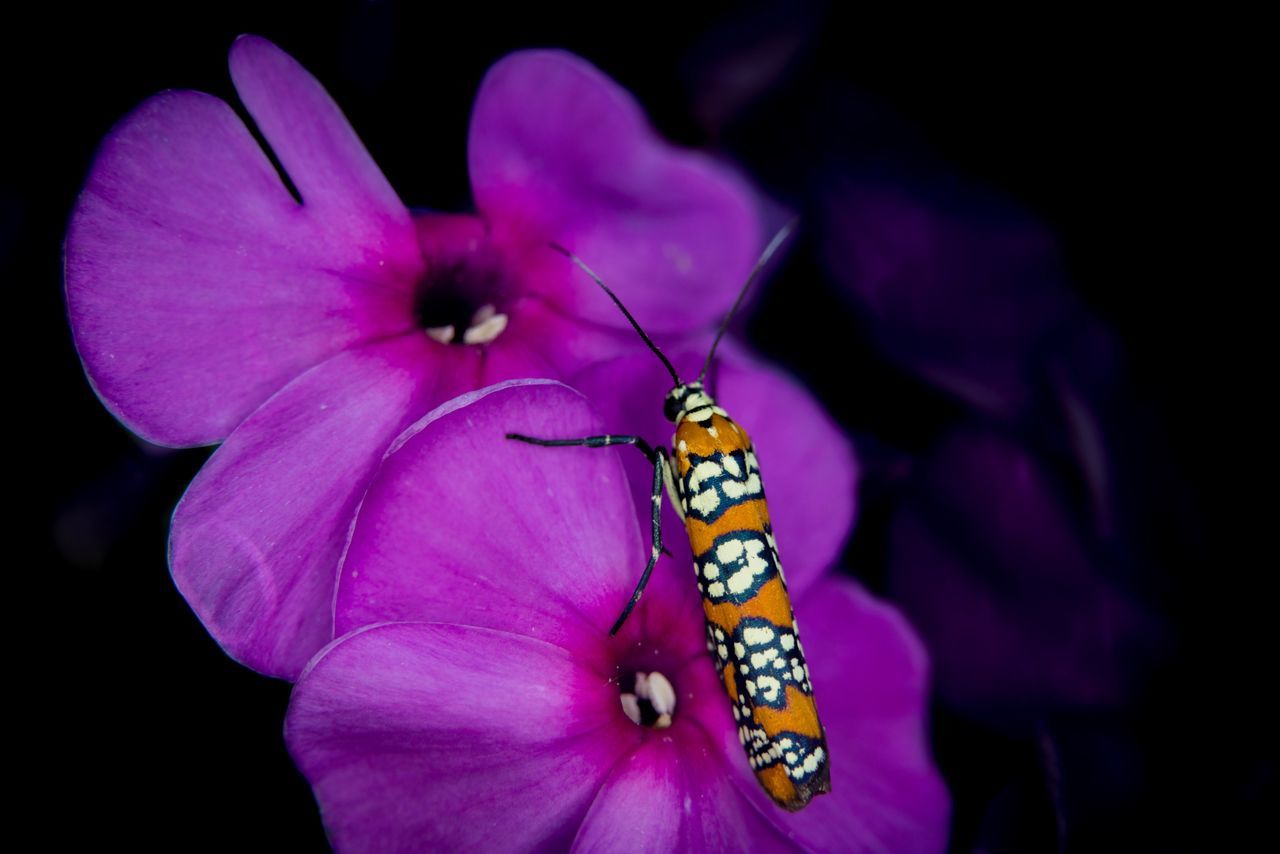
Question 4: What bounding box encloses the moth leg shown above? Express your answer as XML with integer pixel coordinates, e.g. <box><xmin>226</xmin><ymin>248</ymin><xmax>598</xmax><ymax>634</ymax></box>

<box><xmin>662</xmin><ymin>452</ymin><xmax>685</xmax><ymax>522</ymax></box>
<box><xmin>505</xmin><ymin>433</ymin><xmax>674</xmax><ymax>610</ymax></box>
<box><xmin>609</xmin><ymin>447</ymin><xmax>669</xmax><ymax>635</ymax></box>
<box><xmin>506</xmin><ymin>432</ymin><xmax>656</xmax><ymax>457</ymax></box>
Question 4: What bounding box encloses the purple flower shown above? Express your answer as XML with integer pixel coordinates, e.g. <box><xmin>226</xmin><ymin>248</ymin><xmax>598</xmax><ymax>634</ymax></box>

<box><xmin>64</xmin><ymin>36</ymin><xmax>759</xmax><ymax>678</ymax></box>
<box><xmin>288</xmin><ymin>379</ymin><xmax>949</xmax><ymax>851</ymax></box>
<box><xmin>821</xmin><ymin>174</ymin><xmax>1083</xmax><ymax>419</ymax></box>
<box><xmin>816</xmin><ymin>166</ymin><xmax>1167</xmax><ymax>723</ymax></box>
<box><xmin>887</xmin><ymin>428</ymin><xmax>1158</xmax><ymax>719</ymax></box>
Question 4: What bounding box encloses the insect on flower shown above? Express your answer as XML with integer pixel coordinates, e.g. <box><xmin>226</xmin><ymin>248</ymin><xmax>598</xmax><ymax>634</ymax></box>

<box><xmin>508</xmin><ymin>223</ymin><xmax>831</xmax><ymax>810</ymax></box>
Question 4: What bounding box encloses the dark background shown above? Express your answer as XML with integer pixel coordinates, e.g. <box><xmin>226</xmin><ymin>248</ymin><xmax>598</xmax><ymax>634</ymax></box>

<box><xmin>10</xmin><ymin>2</ymin><xmax>1265</xmax><ymax>849</ymax></box>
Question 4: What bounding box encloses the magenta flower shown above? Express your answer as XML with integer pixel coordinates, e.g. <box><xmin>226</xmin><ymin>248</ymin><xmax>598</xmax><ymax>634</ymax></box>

<box><xmin>289</xmin><ymin>379</ymin><xmax>948</xmax><ymax>851</ymax></box>
<box><xmin>64</xmin><ymin>36</ymin><xmax>759</xmax><ymax>678</ymax></box>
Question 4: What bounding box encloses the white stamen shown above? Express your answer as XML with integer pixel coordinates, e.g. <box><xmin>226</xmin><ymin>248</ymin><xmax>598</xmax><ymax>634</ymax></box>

<box><xmin>620</xmin><ymin>693</ymin><xmax>641</xmax><ymax>725</ymax></box>
<box><xmin>640</xmin><ymin>670</ymin><xmax>677</xmax><ymax>717</ymax></box>
<box><xmin>462</xmin><ymin>311</ymin><xmax>508</xmax><ymax>344</ymax></box>
<box><xmin>425</xmin><ymin>324</ymin><xmax>455</xmax><ymax>344</ymax></box>
<box><xmin>623</xmin><ymin>669</ymin><xmax>678</xmax><ymax>727</ymax></box>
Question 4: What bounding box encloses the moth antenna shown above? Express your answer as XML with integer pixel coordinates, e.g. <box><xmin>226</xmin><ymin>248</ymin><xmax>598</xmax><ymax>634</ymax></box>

<box><xmin>697</xmin><ymin>218</ymin><xmax>799</xmax><ymax>384</ymax></box>
<box><xmin>549</xmin><ymin>242</ymin><xmax>682</xmax><ymax>386</ymax></box>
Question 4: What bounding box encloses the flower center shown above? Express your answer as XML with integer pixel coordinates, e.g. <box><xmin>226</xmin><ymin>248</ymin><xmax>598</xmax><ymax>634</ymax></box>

<box><xmin>411</xmin><ymin>212</ymin><xmax>517</xmax><ymax>347</ymax></box>
<box><xmin>618</xmin><ymin>669</ymin><xmax>677</xmax><ymax>729</ymax></box>
<box><xmin>414</xmin><ymin>256</ymin><xmax>510</xmax><ymax>345</ymax></box>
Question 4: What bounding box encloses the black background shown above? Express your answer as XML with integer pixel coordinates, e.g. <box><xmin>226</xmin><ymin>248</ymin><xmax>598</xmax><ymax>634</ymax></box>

<box><xmin>11</xmin><ymin>2</ymin><xmax>1266</xmax><ymax>849</ymax></box>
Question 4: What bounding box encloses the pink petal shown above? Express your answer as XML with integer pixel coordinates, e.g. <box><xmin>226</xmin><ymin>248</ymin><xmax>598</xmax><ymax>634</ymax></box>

<box><xmin>469</xmin><ymin>50</ymin><xmax>760</xmax><ymax>333</ymax></box>
<box><xmin>333</xmin><ymin>380</ymin><xmax>647</xmax><ymax>672</ymax></box>
<box><xmin>66</xmin><ymin>40</ymin><xmax>419</xmax><ymax>446</ymax></box>
<box><xmin>500</xmin><ymin>292</ymin><xmax>643</xmax><ymax>379</ymax></box>
<box><xmin>169</xmin><ymin>335</ymin><xmax>449</xmax><ymax>680</ymax></box>
<box><xmin>716</xmin><ymin>578</ymin><xmax>951</xmax><ymax>852</ymax></box>
<box><xmin>287</xmin><ymin>622</ymin><xmax>637</xmax><ymax>852</ymax></box>
<box><xmin>228</xmin><ymin>36</ymin><xmax>415</xmax><ymax>251</ymax></box>
<box><xmin>571</xmin><ymin>725</ymin><xmax>798</xmax><ymax>853</ymax></box>
<box><xmin>569</xmin><ymin>342</ymin><xmax>858</xmax><ymax>599</ymax></box>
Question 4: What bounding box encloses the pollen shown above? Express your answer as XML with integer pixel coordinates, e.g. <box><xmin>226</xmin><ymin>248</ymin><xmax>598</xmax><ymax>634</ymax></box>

<box><xmin>620</xmin><ymin>669</ymin><xmax>677</xmax><ymax>729</ymax></box>
<box><xmin>424</xmin><ymin>324</ymin><xmax>456</xmax><ymax>344</ymax></box>
<box><xmin>462</xmin><ymin>304</ymin><xmax>508</xmax><ymax>344</ymax></box>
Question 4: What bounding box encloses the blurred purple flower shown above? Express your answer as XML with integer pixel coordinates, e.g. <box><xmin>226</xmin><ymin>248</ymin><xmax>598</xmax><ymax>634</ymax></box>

<box><xmin>822</xmin><ymin>175</ymin><xmax>1083</xmax><ymax>419</ymax></box>
<box><xmin>887</xmin><ymin>428</ymin><xmax>1157</xmax><ymax>720</ymax></box>
<box><xmin>821</xmin><ymin>164</ymin><xmax>1165</xmax><ymax>722</ymax></box>
<box><xmin>289</xmin><ymin>379</ymin><xmax>948</xmax><ymax>851</ymax></box>
<box><xmin>64</xmin><ymin>36</ymin><xmax>760</xmax><ymax>678</ymax></box>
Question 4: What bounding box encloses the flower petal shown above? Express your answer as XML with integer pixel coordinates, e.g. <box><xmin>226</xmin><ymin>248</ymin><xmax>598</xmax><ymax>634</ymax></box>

<box><xmin>228</xmin><ymin>35</ymin><xmax>414</xmax><ymax>247</ymax></box>
<box><xmin>287</xmin><ymin>622</ymin><xmax>636</xmax><ymax>852</ymax></box>
<box><xmin>822</xmin><ymin>176</ymin><xmax>1079</xmax><ymax>417</ymax></box>
<box><xmin>469</xmin><ymin>50</ymin><xmax>760</xmax><ymax>333</ymax></box>
<box><xmin>709</xmin><ymin>577</ymin><xmax>950</xmax><ymax>853</ymax></box>
<box><xmin>333</xmin><ymin>380</ymin><xmax>645</xmax><ymax>669</ymax></box>
<box><xmin>570</xmin><ymin>342</ymin><xmax>858</xmax><ymax>600</ymax></box>
<box><xmin>66</xmin><ymin>42</ymin><xmax>418</xmax><ymax>446</ymax></box>
<box><xmin>571</xmin><ymin>725</ymin><xmax>798</xmax><ymax>853</ymax></box>
<box><xmin>887</xmin><ymin>429</ymin><xmax>1151</xmax><ymax>715</ymax></box>
<box><xmin>169</xmin><ymin>335</ymin><xmax>448</xmax><ymax>680</ymax></box>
